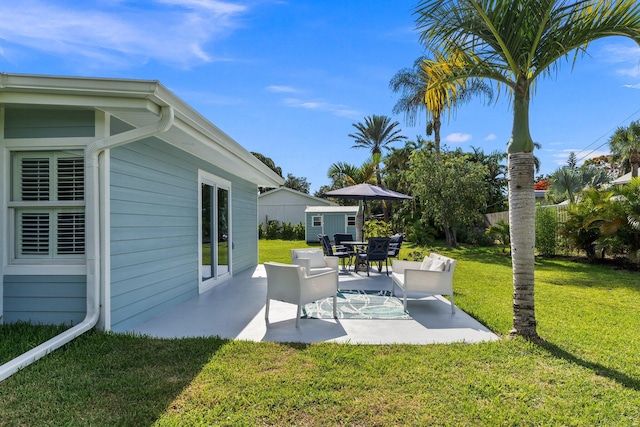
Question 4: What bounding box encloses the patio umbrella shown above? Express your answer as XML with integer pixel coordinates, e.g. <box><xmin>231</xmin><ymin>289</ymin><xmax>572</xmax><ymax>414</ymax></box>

<box><xmin>323</xmin><ymin>184</ymin><xmax>412</xmax><ymax>241</ymax></box>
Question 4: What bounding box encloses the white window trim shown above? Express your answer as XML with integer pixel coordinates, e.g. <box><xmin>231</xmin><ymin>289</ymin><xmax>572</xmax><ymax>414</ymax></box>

<box><xmin>7</xmin><ymin>150</ymin><xmax>86</xmax><ymax>266</ymax></box>
<box><xmin>312</xmin><ymin>215</ymin><xmax>323</xmax><ymax>228</ymax></box>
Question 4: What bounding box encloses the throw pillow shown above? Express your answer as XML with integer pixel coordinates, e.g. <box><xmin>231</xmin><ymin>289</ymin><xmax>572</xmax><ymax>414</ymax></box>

<box><xmin>429</xmin><ymin>259</ymin><xmax>446</xmax><ymax>272</ymax></box>
<box><xmin>420</xmin><ymin>257</ymin><xmax>434</xmax><ymax>270</ymax></box>
<box><xmin>306</xmin><ymin>250</ymin><xmax>326</xmax><ymax>268</ymax></box>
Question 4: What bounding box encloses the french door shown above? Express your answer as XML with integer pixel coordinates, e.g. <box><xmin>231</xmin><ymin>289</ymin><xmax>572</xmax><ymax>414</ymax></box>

<box><xmin>199</xmin><ymin>171</ymin><xmax>231</xmax><ymax>292</ymax></box>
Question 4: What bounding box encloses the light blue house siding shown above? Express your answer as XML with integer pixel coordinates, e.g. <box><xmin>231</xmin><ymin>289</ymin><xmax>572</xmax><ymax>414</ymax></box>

<box><xmin>305</xmin><ymin>207</ymin><xmax>359</xmax><ymax>243</ymax></box>
<box><xmin>2</xmin><ymin>275</ymin><xmax>86</xmax><ymax>325</ymax></box>
<box><xmin>2</xmin><ymin>108</ymin><xmax>92</xmax><ymax>325</ymax></box>
<box><xmin>109</xmin><ymin>120</ymin><xmax>259</xmax><ymax>331</ymax></box>
<box><xmin>3</xmin><ymin>109</ymin><xmax>261</xmax><ymax>330</ymax></box>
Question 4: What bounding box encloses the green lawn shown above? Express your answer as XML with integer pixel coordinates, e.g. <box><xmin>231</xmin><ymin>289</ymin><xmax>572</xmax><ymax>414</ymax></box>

<box><xmin>1</xmin><ymin>241</ymin><xmax>639</xmax><ymax>426</ymax></box>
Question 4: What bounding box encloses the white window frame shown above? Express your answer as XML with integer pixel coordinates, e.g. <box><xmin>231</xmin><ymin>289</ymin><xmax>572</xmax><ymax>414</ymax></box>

<box><xmin>198</xmin><ymin>170</ymin><xmax>232</xmax><ymax>294</ymax></box>
<box><xmin>312</xmin><ymin>215</ymin><xmax>322</xmax><ymax>227</ymax></box>
<box><xmin>8</xmin><ymin>151</ymin><xmax>85</xmax><ymax>265</ymax></box>
<box><xmin>347</xmin><ymin>215</ymin><xmax>356</xmax><ymax>227</ymax></box>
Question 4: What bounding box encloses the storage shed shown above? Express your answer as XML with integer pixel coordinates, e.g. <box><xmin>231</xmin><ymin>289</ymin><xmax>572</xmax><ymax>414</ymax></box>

<box><xmin>305</xmin><ymin>206</ymin><xmax>359</xmax><ymax>243</ymax></box>
<box><xmin>258</xmin><ymin>187</ymin><xmax>335</xmax><ymax>228</ymax></box>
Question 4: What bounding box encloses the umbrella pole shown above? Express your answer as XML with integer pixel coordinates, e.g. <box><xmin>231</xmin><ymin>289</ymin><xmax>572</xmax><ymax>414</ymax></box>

<box><xmin>356</xmin><ymin>200</ymin><xmax>364</xmax><ymax>242</ymax></box>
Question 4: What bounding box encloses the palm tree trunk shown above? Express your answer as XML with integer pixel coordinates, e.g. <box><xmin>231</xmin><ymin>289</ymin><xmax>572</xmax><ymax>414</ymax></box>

<box><xmin>508</xmin><ymin>87</ymin><xmax>539</xmax><ymax>340</ymax></box>
<box><xmin>375</xmin><ymin>164</ymin><xmax>389</xmax><ymax>221</ymax></box>
<box><xmin>509</xmin><ymin>152</ymin><xmax>537</xmax><ymax>339</ymax></box>
<box><xmin>433</xmin><ymin>115</ymin><xmax>441</xmax><ymax>154</ymax></box>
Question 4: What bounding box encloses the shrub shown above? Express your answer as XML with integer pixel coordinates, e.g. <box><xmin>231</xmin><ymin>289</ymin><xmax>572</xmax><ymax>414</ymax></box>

<box><xmin>459</xmin><ymin>226</ymin><xmax>494</xmax><ymax>247</ymax></box>
<box><xmin>293</xmin><ymin>222</ymin><xmax>305</xmax><ymax>240</ymax></box>
<box><xmin>364</xmin><ymin>219</ymin><xmax>392</xmax><ymax>237</ymax></box>
<box><xmin>281</xmin><ymin>222</ymin><xmax>295</xmax><ymax>240</ymax></box>
<box><xmin>536</xmin><ymin>207</ymin><xmax>558</xmax><ymax>256</ymax></box>
<box><xmin>265</xmin><ymin>220</ymin><xmax>280</xmax><ymax>240</ymax></box>
<box><xmin>406</xmin><ymin>219</ymin><xmax>435</xmax><ymax>246</ymax></box>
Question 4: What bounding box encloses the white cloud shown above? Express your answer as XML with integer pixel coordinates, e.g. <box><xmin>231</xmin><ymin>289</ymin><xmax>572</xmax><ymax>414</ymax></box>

<box><xmin>0</xmin><ymin>0</ymin><xmax>248</xmax><ymax>69</ymax></box>
<box><xmin>444</xmin><ymin>132</ymin><xmax>472</xmax><ymax>143</ymax></box>
<box><xmin>283</xmin><ymin>97</ymin><xmax>362</xmax><ymax>119</ymax></box>
<box><xmin>484</xmin><ymin>133</ymin><xmax>497</xmax><ymax>141</ymax></box>
<box><xmin>266</xmin><ymin>85</ymin><xmax>299</xmax><ymax>93</ymax></box>
<box><xmin>599</xmin><ymin>43</ymin><xmax>640</xmax><ymax>79</ymax></box>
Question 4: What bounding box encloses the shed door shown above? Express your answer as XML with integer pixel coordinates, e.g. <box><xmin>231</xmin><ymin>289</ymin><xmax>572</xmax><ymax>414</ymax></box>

<box><xmin>323</xmin><ymin>214</ymin><xmax>346</xmax><ymax>241</ymax></box>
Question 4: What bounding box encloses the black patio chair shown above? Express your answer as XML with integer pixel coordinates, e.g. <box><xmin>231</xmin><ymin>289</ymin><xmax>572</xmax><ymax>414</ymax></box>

<box><xmin>387</xmin><ymin>233</ymin><xmax>404</xmax><ymax>259</ymax></box>
<box><xmin>356</xmin><ymin>237</ymin><xmax>390</xmax><ymax>276</ymax></box>
<box><xmin>333</xmin><ymin>233</ymin><xmax>356</xmax><ymax>267</ymax></box>
<box><xmin>319</xmin><ymin>234</ymin><xmax>352</xmax><ymax>269</ymax></box>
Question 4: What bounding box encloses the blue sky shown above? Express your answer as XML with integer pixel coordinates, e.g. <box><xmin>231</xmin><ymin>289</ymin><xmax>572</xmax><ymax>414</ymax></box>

<box><xmin>1</xmin><ymin>0</ymin><xmax>640</xmax><ymax>193</ymax></box>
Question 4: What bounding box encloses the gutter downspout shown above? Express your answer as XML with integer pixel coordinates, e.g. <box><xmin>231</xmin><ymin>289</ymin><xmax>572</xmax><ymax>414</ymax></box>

<box><xmin>0</xmin><ymin>105</ymin><xmax>174</xmax><ymax>382</ymax></box>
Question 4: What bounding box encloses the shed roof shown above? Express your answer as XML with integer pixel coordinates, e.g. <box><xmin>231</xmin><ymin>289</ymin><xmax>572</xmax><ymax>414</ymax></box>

<box><xmin>259</xmin><ymin>187</ymin><xmax>335</xmax><ymax>205</ymax></box>
<box><xmin>0</xmin><ymin>73</ymin><xmax>284</xmax><ymax>188</ymax></box>
<box><xmin>305</xmin><ymin>206</ymin><xmax>359</xmax><ymax>213</ymax></box>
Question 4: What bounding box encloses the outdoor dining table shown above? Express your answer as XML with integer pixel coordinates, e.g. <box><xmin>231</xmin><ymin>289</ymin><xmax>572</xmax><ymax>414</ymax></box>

<box><xmin>343</xmin><ymin>241</ymin><xmax>368</xmax><ymax>272</ymax></box>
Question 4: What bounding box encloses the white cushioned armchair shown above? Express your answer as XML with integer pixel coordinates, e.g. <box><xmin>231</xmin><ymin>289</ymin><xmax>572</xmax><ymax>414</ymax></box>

<box><xmin>391</xmin><ymin>253</ymin><xmax>456</xmax><ymax>313</ymax></box>
<box><xmin>264</xmin><ymin>261</ymin><xmax>338</xmax><ymax>328</ymax></box>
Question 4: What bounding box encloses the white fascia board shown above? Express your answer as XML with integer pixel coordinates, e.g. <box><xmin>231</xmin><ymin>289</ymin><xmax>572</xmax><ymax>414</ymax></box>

<box><xmin>167</xmin><ymin>117</ymin><xmax>283</xmax><ymax>188</ymax></box>
<box><xmin>0</xmin><ymin>73</ymin><xmax>159</xmax><ymax>99</ymax></box>
<box><xmin>0</xmin><ymin>92</ymin><xmax>157</xmax><ymax>113</ymax></box>
<box><xmin>151</xmin><ymin>86</ymin><xmax>284</xmax><ymax>187</ymax></box>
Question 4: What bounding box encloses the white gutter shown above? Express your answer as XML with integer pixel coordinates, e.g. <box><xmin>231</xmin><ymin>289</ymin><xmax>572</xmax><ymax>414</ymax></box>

<box><xmin>0</xmin><ymin>105</ymin><xmax>174</xmax><ymax>382</ymax></box>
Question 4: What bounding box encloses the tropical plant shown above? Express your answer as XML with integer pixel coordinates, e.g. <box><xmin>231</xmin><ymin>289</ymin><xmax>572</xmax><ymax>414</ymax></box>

<box><xmin>389</xmin><ymin>57</ymin><xmax>491</xmax><ymax>153</ymax></box>
<box><xmin>608</xmin><ymin>120</ymin><xmax>640</xmax><ymax>178</ymax></box>
<box><xmin>327</xmin><ymin>160</ymin><xmax>376</xmax><ymax>189</ymax></box>
<box><xmin>414</xmin><ymin>0</ymin><xmax>640</xmax><ymax>339</ymax></box>
<box><xmin>560</xmin><ymin>188</ymin><xmax>610</xmax><ymax>260</ymax></box>
<box><xmin>596</xmin><ymin>177</ymin><xmax>640</xmax><ymax>263</ymax></box>
<box><xmin>487</xmin><ymin>219</ymin><xmax>510</xmax><ymax>252</ymax></box>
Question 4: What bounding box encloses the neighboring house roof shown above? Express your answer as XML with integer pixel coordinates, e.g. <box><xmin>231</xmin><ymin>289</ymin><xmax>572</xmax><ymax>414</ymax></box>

<box><xmin>259</xmin><ymin>187</ymin><xmax>336</xmax><ymax>205</ymax></box>
<box><xmin>305</xmin><ymin>206</ymin><xmax>359</xmax><ymax>213</ymax></box>
<box><xmin>0</xmin><ymin>72</ymin><xmax>284</xmax><ymax>188</ymax></box>
<box><xmin>612</xmin><ymin>172</ymin><xmax>632</xmax><ymax>185</ymax></box>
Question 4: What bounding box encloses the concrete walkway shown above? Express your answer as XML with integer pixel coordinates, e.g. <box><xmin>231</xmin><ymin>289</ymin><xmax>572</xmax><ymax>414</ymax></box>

<box><xmin>127</xmin><ymin>265</ymin><xmax>500</xmax><ymax>345</ymax></box>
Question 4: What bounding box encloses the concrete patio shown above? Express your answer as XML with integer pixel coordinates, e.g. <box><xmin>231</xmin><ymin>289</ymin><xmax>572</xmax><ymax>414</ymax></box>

<box><xmin>127</xmin><ymin>265</ymin><xmax>500</xmax><ymax>345</ymax></box>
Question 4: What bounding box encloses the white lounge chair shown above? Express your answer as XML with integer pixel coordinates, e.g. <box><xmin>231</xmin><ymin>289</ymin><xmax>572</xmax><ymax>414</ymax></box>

<box><xmin>264</xmin><ymin>261</ymin><xmax>338</xmax><ymax>328</ymax></box>
<box><xmin>391</xmin><ymin>253</ymin><xmax>456</xmax><ymax>313</ymax></box>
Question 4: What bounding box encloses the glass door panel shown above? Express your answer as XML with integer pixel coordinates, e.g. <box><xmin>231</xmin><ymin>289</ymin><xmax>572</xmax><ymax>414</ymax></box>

<box><xmin>217</xmin><ymin>187</ymin><xmax>229</xmax><ymax>275</ymax></box>
<box><xmin>201</xmin><ymin>183</ymin><xmax>214</xmax><ymax>281</ymax></box>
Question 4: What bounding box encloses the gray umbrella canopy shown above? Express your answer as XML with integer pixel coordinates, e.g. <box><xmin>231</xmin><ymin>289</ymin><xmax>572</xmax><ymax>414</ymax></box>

<box><xmin>323</xmin><ymin>184</ymin><xmax>411</xmax><ymax>241</ymax></box>
<box><xmin>323</xmin><ymin>183</ymin><xmax>412</xmax><ymax>201</ymax></box>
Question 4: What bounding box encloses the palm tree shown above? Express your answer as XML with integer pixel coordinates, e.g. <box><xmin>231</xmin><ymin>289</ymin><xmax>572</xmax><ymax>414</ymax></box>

<box><xmin>609</xmin><ymin>120</ymin><xmax>640</xmax><ymax>178</ymax></box>
<box><xmin>326</xmin><ymin>160</ymin><xmax>376</xmax><ymax>240</ymax></box>
<box><xmin>349</xmin><ymin>115</ymin><xmax>407</xmax><ymax>220</ymax></box>
<box><xmin>390</xmin><ymin>57</ymin><xmax>491</xmax><ymax>153</ymax></box>
<box><xmin>327</xmin><ymin>160</ymin><xmax>376</xmax><ymax>190</ymax></box>
<box><xmin>415</xmin><ymin>0</ymin><xmax>640</xmax><ymax>340</ymax></box>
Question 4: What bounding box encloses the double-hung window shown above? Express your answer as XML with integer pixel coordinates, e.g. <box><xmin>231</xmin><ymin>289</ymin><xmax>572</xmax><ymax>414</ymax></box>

<box><xmin>10</xmin><ymin>151</ymin><xmax>85</xmax><ymax>261</ymax></box>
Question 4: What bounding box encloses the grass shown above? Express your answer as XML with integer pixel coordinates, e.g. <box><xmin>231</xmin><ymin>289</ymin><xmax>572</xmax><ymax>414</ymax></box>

<box><xmin>1</xmin><ymin>241</ymin><xmax>639</xmax><ymax>425</ymax></box>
